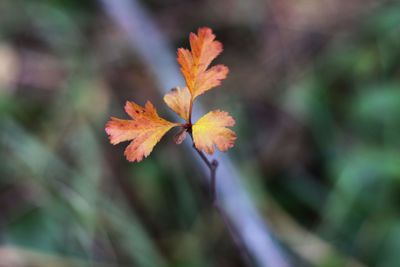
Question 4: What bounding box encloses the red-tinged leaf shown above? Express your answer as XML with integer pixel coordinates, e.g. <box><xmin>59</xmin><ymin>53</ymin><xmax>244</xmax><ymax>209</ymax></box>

<box><xmin>177</xmin><ymin>27</ymin><xmax>228</xmax><ymax>100</ymax></box>
<box><xmin>195</xmin><ymin>64</ymin><xmax>229</xmax><ymax>98</ymax></box>
<box><xmin>105</xmin><ymin>118</ymin><xmax>139</xmax><ymax>145</ymax></box>
<box><xmin>105</xmin><ymin>101</ymin><xmax>177</xmax><ymax>162</ymax></box>
<box><xmin>189</xmin><ymin>28</ymin><xmax>223</xmax><ymax>73</ymax></box>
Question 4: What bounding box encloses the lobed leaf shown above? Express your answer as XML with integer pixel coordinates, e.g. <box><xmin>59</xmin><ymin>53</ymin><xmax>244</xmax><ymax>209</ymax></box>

<box><xmin>177</xmin><ymin>27</ymin><xmax>228</xmax><ymax>100</ymax></box>
<box><xmin>163</xmin><ymin>86</ymin><xmax>191</xmax><ymax>121</ymax></box>
<box><xmin>192</xmin><ymin>110</ymin><xmax>236</xmax><ymax>155</ymax></box>
<box><xmin>105</xmin><ymin>101</ymin><xmax>177</xmax><ymax>162</ymax></box>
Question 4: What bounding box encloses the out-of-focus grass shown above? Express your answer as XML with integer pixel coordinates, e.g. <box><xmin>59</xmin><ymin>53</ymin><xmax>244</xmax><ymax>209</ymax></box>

<box><xmin>272</xmin><ymin>3</ymin><xmax>400</xmax><ymax>266</ymax></box>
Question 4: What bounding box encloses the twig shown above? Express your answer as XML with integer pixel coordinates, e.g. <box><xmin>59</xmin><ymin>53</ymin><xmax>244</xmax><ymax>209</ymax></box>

<box><xmin>190</xmin><ymin>135</ymin><xmax>253</xmax><ymax>266</ymax></box>
<box><xmin>192</xmin><ymin>144</ymin><xmax>218</xmax><ymax>203</ymax></box>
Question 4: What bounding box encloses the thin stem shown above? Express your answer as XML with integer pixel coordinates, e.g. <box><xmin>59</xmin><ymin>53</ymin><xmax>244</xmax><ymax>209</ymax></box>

<box><xmin>188</xmin><ymin>97</ymin><xmax>193</xmax><ymax>124</ymax></box>
<box><xmin>189</xmin><ymin>134</ymin><xmax>253</xmax><ymax>266</ymax></box>
<box><xmin>192</xmin><ymin>144</ymin><xmax>218</xmax><ymax>203</ymax></box>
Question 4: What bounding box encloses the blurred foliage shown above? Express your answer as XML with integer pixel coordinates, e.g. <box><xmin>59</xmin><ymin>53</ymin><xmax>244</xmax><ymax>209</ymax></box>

<box><xmin>276</xmin><ymin>3</ymin><xmax>400</xmax><ymax>266</ymax></box>
<box><xmin>0</xmin><ymin>0</ymin><xmax>400</xmax><ymax>267</ymax></box>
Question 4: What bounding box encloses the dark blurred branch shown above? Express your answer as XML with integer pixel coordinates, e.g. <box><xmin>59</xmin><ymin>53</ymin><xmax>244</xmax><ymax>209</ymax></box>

<box><xmin>98</xmin><ymin>0</ymin><xmax>291</xmax><ymax>266</ymax></box>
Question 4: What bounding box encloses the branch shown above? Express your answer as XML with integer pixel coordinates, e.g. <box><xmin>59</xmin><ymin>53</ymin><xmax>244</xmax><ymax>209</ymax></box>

<box><xmin>191</xmin><ymin>142</ymin><xmax>253</xmax><ymax>266</ymax></box>
<box><xmin>190</xmin><ymin>144</ymin><xmax>215</xmax><ymax>201</ymax></box>
<box><xmin>192</xmin><ymin>145</ymin><xmax>217</xmax><ymax>204</ymax></box>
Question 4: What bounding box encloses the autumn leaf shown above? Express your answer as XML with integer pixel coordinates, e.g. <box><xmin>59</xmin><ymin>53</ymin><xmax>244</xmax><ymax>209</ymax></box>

<box><xmin>106</xmin><ymin>27</ymin><xmax>236</xmax><ymax>163</ymax></box>
<box><xmin>192</xmin><ymin>110</ymin><xmax>236</xmax><ymax>155</ymax></box>
<box><xmin>163</xmin><ymin>86</ymin><xmax>191</xmax><ymax>121</ymax></box>
<box><xmin>177</xmin><ymin>27</ymin><xmax>229</xmax><ymax>100</ymax></box>
<box><xmin>105</xmin><ymin>101</ymin><xmax>177</xmax><ymax>162</ymax></box>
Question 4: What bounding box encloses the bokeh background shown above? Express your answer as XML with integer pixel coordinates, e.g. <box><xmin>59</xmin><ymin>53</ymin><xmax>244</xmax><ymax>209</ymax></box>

<box><xmin>1</xmin><ymin>0</ymin><xmax>400</xmax><ymax>266</ymax></box>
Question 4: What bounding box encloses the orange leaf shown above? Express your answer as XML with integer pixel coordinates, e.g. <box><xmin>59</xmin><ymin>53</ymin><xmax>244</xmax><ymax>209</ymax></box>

<box><xmin>196</xmin><ymin>65</ymin><xmax>228</xmax><ymax>97</ymax></box>
<box><xmin>192</xmin><ymin>110</ymin><xmax>236</xmax><ymax>155</ymax></box>
<box><xmin>105</xmin><ymin>101</ymin><xmax>177</xmax><ymax>162</ymax></box>
<box><xmin>177</xmin><ymin>27</ymin><xmax>229</xmax><ymax>100</ymax></box>
<box><xmin>163</xmin><ymin>87</ymin><xmax>191</xmax><ymax>121</ymax></box>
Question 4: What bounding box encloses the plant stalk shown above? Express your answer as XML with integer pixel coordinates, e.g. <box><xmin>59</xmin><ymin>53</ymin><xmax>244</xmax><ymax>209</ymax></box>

<box><xmin>189</xmin><ymin>133</ymin><xmax>253</xmax><ymax>266</ymax></box>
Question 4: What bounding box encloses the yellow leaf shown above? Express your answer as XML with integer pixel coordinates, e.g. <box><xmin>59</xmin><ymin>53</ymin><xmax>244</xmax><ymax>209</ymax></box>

<box><xmin>163</xmin><ymin>86</ymin><xmax>191</xmax><ymax>121</ymax></box>
<box><xmin>105</xmin><ymin>101</ymin><xmax>177</xmax><ymax>162</ymax></box>
<box><xmin>192</xmin><ymin>110</ymin><xmax>236</xmax><ymax>155</ymax></box>
<box><xmin>177</xmin><ymin>27</ymin><xmax>229</xmax><ymax>100</ymax></box>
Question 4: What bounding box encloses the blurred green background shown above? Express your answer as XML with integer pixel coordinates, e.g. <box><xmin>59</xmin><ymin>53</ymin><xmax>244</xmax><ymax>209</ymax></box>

<box><xmin>1</xmin><ymin>0</ymin><xmax>400</xmax><ymax>266</ymax></box>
